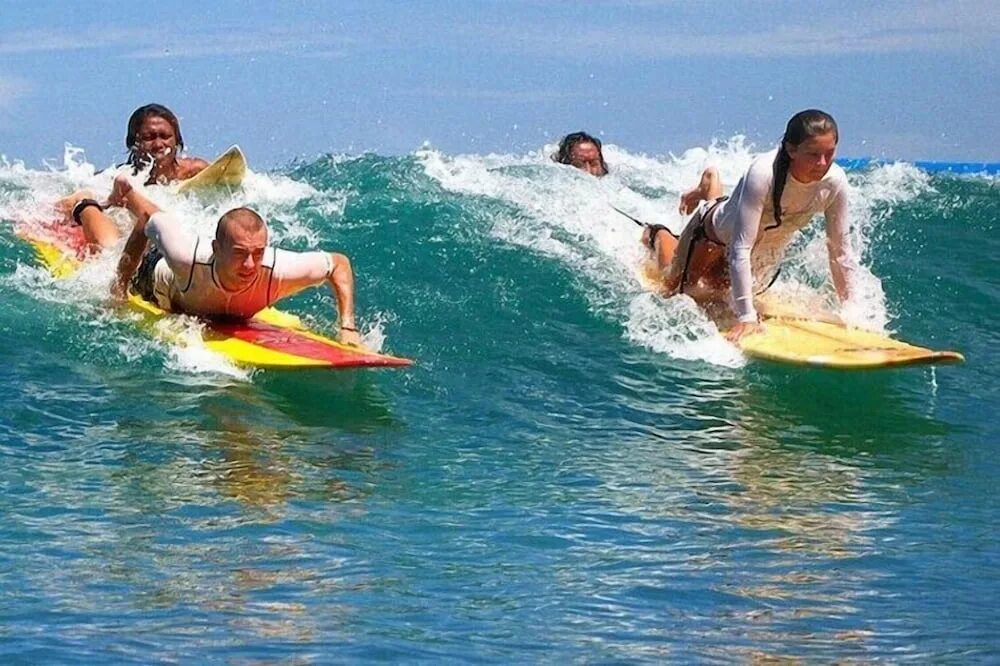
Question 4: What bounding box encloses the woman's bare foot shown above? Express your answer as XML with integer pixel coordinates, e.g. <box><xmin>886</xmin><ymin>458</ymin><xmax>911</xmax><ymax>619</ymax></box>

<box><xmin>678</xmin><ymin>166</ymin><xmax>722</xmax><ymax>215</ymax></box>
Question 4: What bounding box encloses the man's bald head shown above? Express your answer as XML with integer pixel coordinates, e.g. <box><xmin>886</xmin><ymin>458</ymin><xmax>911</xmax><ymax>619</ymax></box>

<box><xmin>215</xmin><ymin>207</ymin><xmax>267</xmax><ymax>246</ymax></box>
<box><xmin>212</xmin><ymin>208</ymin><xmax>269</xmax><ymax>290</ymax></box>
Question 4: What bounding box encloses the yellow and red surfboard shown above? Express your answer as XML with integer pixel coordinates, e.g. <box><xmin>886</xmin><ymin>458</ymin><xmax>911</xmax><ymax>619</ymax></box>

<box><xmin>18</xmin><ymin>224</ymin><xmax>412</xmax><ymax>371</ymax></box>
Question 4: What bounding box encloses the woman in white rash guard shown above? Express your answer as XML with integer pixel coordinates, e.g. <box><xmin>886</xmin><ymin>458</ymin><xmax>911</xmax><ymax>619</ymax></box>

<box><xmin>642</xmin><ymin>109</ymin><xmax>859</xmax><ymax>341</ymax></box>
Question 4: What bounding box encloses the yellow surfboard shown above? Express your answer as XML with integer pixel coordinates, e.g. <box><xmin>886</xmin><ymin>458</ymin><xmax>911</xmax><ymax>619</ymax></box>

<box><xmin>19</xmin><ymin>232</ymin><xmax>412</xmax><ymax>370</ymax></box>
<box><xmin>732</xmin><ymin>315</ymin><xmax>964</xmax><ymax>369</ymax></box>
<box><xmin>175</xmin><ymin>145</ymin><xmax>247</xmax><ymax>193</ymax></box>
<box><xmin>640</xmin><ymin>267</ymin><xmax>963</xmax><ymax>369</ymax></box>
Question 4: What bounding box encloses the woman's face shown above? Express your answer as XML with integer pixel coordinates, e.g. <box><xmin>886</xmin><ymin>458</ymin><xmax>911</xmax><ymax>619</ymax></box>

<box><xmin>133</xmin><ymin>115</ymin><xmax>179</xmax><ymax>164</ymax></box>
<box><xmin>786</xmin><ymin>132</ymin><xmax>837</xmax><ymax>183</ymax></box>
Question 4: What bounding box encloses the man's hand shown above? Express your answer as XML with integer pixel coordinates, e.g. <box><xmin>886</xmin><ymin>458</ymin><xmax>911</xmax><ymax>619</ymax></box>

<box><xmin>725</xmin><ymin>320</ymin><xmax>765</xmax><ymax>343</ymax></box>
<box><xmin>107</xmin><ymin>174</ymin><xmax>134</xmax><ymax>208</ymax></box>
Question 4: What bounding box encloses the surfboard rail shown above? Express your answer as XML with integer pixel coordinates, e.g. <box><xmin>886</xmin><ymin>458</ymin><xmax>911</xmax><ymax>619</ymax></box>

<box><xmin>175</xmin><ymin>145</ymin><xmax>247</xmax><ymax>193</ymax></box>
<box><xmin>730</xmin><ymin>315</ymin><xmax>964</xmax><ymax>370</ymax></box>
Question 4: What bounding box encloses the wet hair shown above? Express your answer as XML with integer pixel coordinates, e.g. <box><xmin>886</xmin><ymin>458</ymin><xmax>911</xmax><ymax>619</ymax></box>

<box><xmin>771</xmin><ymin>109</ymin><xmax>839</xmax><ymax>228</ymax></box>
<box><xmin>125</xmin><ymin>103</ymin><xmax>184</xmax><ymax>166</ymax></box>
<box><xmin>553</xmin><ymin>131</ymin><xmax>609</xmax><ymax>176</ymax></box>
<box><xmin>216</xmin><ymin>207</ymin><xmax>267</xmax><ymax>245</ymax></box>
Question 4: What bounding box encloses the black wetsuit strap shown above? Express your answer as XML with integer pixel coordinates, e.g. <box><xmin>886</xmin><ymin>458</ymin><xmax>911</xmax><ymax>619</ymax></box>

<box><xmin>181</xmin><ymin>237</ymin><xmax>199</xmax><ymax>293</ymax></box>
<box><xmin>266</xmin><ymin>251</ymin><xmax>276</xmax><ymax>305</ymax></box>
<box><xmin>678</xmin><ymin>225</ymin><xmax>703</xmax><ymax>294</ymax></box>
<box><xmin>679</xmin><ymin>197</ymin><xmax>727</xmax><ymax>293</ymax></box>
<box><xmin>755</xmin><ymin>267</ymin><xmax>782</xmax><ymax>296</ymax></box>
<box><xmin>645</xmin><ymin>224</ymin><xmax>677</xmax><ymax>249</ymax></box>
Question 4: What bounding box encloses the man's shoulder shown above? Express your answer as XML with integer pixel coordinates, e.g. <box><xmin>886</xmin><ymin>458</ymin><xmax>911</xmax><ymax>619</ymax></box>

<box><xmin>270</xmin><ymin>247</ymin><xmax>332</xmax><ymax>280</ymax></box>
<box><xmin>147</xmin><ymin>212</ymin><xmax>212</xmax><ymax>262</ymax></box>
<box><xmin>146</xmin><ymin>211</ymin><xmax>178</xmax><ymax>234</ymax></box>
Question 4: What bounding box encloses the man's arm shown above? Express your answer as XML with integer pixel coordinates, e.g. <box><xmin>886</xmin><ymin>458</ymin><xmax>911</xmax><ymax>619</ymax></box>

<box><xmin>269</xmin><ymin>248</ymin><xmax>367</xmax><ymax>347</ymax></box>
<box><xmin>328</xmin><ymin>252</ymin><xmax>363</xmax><ymax>347</ymax></box>
<box><xmin>110</xmin><ymin>176</ymin><xmax>161</xmax><ymax>301</ymax></box>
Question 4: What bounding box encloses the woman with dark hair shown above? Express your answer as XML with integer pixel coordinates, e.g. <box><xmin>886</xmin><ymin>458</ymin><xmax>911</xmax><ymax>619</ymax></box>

<box><xmin>124</xmin><ymin>103</ymin><xmax>209</xmax><ymax>185</ymax></box>
<box><xmin>58</xmin><ymin>104</ymin><xmax>209</xmax><ymax>249</ymax></box>
<box><xmin>643</xmin><ymin>109</ymin><xmax>859</xmax><ymax>341</ymax></box>
<box><xmin>554</xmin><ymin>131</ymin><xmax>609</xmax><ymax>177</ymax></box>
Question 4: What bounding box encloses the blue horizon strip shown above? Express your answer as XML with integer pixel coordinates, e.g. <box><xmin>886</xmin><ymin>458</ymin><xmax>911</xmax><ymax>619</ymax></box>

<box><xmin>838</xmin><ymin>157</ymin><xmax>1000</xmax><ymax>175</ymax></box>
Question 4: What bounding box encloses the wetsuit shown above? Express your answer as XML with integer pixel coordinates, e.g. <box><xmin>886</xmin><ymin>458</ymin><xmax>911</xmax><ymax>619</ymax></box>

<box><xmin>133</xmin><ymin>212</ymin><xmax>334</xmax><ymax>319</ymax></box>
<box><xmin>673</xmin><ymin>149</ymin><xmax>857</xmax><ymax>322</ymax></box>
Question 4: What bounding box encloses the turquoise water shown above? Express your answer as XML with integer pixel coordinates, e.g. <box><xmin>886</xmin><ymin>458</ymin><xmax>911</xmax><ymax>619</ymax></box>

<box><xmin>0</xmin><ymin>143</ymin><xmax>996</xmax><ymax>662</ymax></box>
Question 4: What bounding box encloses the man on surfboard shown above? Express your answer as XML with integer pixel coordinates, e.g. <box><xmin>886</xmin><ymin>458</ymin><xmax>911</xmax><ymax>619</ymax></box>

<box><xmin>58</xmin><ymin>103</ymin><xmax>210</xmax><ymax>251</ymax></box>
<box><xmin>107</xmin><ymin>174</ymin><xmax>366</xmax><ymax>348</ymax></box>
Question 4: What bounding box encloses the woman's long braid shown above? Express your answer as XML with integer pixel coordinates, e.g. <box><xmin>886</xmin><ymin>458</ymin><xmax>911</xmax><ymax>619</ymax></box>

<box><xmin>770</xmin><ymin>145</ymin><xmax>791</xmax><ymax>229</ymax></box>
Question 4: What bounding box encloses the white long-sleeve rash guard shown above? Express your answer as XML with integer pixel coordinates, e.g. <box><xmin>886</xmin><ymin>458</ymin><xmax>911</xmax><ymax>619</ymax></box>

<box><xmin>709</xmin><ymin>149</ymin><xmax>857</xmax><ymax>322</ymax></box>
<box><xmin>144</xmin><ymin>212</ymin><xmax>334</xmax><ymax>319</ymax></box>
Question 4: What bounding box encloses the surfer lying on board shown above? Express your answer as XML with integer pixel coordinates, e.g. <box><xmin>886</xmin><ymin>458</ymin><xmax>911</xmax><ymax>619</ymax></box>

<box><xmin>58</xmin><ymin>103</ymin><xmax>210</xmax><ymax>250</ymax></box>
<box><xmin>553</xmin><ymin>131</ymin><xmax>609</xmax><ymax>177</ymax></box>
<box><xmin>642</xmin><ymin>109</ymin><xmax>860</xmax><ymax>342</ymax></box>
<box><xmin>107</xmin><ymin>174</ymin><xmax>366</xmax><ymax>348</ymax></box>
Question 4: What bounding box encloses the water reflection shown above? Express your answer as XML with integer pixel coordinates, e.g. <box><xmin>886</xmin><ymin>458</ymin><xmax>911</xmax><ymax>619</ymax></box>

<box><xmin>17</xmin><ymin>374</ymin><xmax>402</xmax><ymax>648</ymax></box>
<box><xmin>257</xmin><ymin>370</ymin><xmax>404</xmax><ymax>432</ymax></box>
<box><xmin>575</xmin><ymin>353</ymin><xmax>961</xmax><ymax>659</ymax></box>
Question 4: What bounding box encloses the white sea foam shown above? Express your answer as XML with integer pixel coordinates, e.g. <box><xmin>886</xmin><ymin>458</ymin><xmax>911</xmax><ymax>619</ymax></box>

<box><xmin>419</xmin><ymin>138</ymin><xmax>931</xmax><ymax>366</ymax></box>
<box><xmin>155</xmin><ymin>317</ymin><xmax>251</xmax><ymax>380</ymax></box>
<box><xmin>359</xmin><ymin>311</ymin><xmax>389</xmax><ymax>353</ymax></box>
<box><xmin>1</xmin><ymin>140</ymin><xmax>938</xmax><ymax>371</ymax></box>
<box><xmin>626</xmin><ymin>292</ymin><xmax>745</xmax><ymax>368</ymax></box>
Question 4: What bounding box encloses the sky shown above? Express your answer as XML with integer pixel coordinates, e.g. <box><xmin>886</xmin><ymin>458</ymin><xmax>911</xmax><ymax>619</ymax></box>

<box><xmin>1</xmin><ymin>0</ymin><xmax>998</xmax><ymax>169</ymax></box>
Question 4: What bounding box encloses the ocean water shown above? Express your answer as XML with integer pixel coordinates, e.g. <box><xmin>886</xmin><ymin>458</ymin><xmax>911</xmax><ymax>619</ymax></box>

<box><xmin>0</xmin><ymin>141</ymin><xmax>996</xmax><ymax>662</ymax></box>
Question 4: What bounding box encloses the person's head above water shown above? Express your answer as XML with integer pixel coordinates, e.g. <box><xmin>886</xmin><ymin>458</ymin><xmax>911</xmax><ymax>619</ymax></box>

<box><xmin>782</xmin><ymin>109</ymin><xmax>839</xmax><ymax>183</ymax></box>
<box><xmin>554</xmin><ymin>131</ymin><xmax>609</xmax><ymax>177</ymax></box>
<box><xmin>212</xmin><ymin>207</ymin><xmax>268</xmax><ymax>291</ymax></box>
<box><xmin>772</xmin><ymin>109</ymin><xmax>839</xmax><ymax>227</ymax></box>
<box><xmin>125</xmin><ymin>103</ymin><xmax>185</xmax><ymax>168</ymax></box>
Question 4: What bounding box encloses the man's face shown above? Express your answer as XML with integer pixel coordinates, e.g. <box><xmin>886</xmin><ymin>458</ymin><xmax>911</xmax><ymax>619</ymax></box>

<box><xmin>134</xmin><ymin>115</ymin><xmax>178</xmax><ymax>164</ymax></box>
<box><xmin>568</xmin><ymin>142</ymin><xmax>606</xmax><ymax>177</ymax></box>
<box><xmin>215</xmin><ymin>224</ymin><xmax>268</xmax><ymax>290</ymax></box>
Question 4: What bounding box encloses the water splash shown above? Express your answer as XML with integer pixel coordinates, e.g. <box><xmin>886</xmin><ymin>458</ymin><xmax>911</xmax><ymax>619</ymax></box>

<box><xmin>420</xmin><ymin>139</ymin><xmax>928</xmax><ymax>365</ymax></box>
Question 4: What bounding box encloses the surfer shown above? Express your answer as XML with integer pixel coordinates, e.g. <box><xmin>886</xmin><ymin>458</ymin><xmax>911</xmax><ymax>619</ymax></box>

<box><xmin>553</xmin><ymin>131</ymin><xmax>609</xmax><ymax>177</ymax></box>
<box><xmin>107</xmin><ymin>175</ymin><xmax>366</xmax><ymax>348</ymax></box>
<box><xmin>122</xmin><ymin>103</ymin><xmax>210</xmax><ymax>185</ymax></box>
<box><xmin>642</xmin><ymin>109</ymin><xmax>859</xmax><ymax>341</ymax></box>
<box><xmin>58</xmin><ymin>103</ymin><xmax>209</xmax><ymax>250</ymax></box>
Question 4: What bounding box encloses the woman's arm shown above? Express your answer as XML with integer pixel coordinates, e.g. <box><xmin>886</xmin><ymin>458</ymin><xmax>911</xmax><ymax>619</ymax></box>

<box><xmin>726</xmin><ymin>170</ymin><xmax>770</xmax><ymax>323</ymax></box>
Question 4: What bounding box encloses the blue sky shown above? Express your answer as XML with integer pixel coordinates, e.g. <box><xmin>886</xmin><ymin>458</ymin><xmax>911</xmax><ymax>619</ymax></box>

<box><xmin>1</xmin><ymin>0</ymin><xmax>997</xmax><ymax>168</ymax></box>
